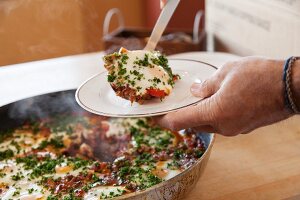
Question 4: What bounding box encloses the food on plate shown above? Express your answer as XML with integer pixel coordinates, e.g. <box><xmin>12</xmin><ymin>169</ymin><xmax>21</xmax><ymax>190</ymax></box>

<box><xmin>103</xmin><ymin>47</ymin><xmax>180</xmax><ymax>104</ymax></box>
<box><xmin>0</xmin><ymin>114</ymin><xmax>205</xmax><ymax>199</ymax></box>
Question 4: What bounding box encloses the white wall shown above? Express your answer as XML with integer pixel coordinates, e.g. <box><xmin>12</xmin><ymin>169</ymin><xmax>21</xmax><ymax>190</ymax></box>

<box><xmin>206</xmin><ymin>0</ymin><xmax>300</xmax><ymax>58</ymax></box>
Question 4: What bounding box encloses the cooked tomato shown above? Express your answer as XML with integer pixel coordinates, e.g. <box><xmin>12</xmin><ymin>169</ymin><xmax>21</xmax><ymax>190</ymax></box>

<box><xmin>147</xmin><ymin>89</ymin><xmax>166</xmax><ymax>98</ymax></box>
<box><xmin>173</xmin><ymin>75</ymin><xmax>179</xmax><ymax>81</ymax></box>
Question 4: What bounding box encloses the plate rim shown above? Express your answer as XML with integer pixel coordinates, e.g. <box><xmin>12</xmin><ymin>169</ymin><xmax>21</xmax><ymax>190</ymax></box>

<box><xmin>75</xmin><ymin>59</ymin><xmax>217</xmax><ymax>117</ymax></box>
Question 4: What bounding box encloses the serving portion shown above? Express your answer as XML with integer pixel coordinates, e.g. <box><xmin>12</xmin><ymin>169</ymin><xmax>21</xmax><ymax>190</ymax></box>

<box><xmin>103</xmin><ymin>48</ymin><xmax>179</xmax><ymax>104</ymax></box>
<box><xmin>76</xmin><ymin>59</ymin><xmax>217</xmax><ymax>117</ymax></box>
<box><xmin>0</xmin><ymin>112</ymin><xmax>206</xmax><ymax>199</ymax></box>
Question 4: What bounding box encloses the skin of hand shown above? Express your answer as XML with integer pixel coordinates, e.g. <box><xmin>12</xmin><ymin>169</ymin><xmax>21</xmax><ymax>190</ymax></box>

<box><xmin>155</xmin><ymin>57</ymin><xmax>295</xmax><ymax>136</ymax></box>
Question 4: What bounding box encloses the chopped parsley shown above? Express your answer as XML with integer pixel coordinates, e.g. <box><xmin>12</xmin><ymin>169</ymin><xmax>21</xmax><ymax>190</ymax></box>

<box><xmin>167</xmin><ymin>160</ymin><xmax>181</xmax><ymax>170</ymax></box>
<box><xmin>10</xmin><ymin>140</ymin><xmax>21</xmax><ymax>153</ymax></box>
<box><xmin>151</xmin><ymin>55</ymin><xmax>171</xmax><ymax>76</ymax></box>
<box><xmin>118</xmin><ymin>68</ymin><xmax>127</xmax><ymax>75</ymax></box>
<box><xmin>67</xmin><ymin>157</ymin><xmax>91</xmax><ymax>170</ymax></box>
<box><xmin>11</xmin><ymin>171</ymin><xmax>24</xmax><ymax>181</ymax></box>
<box><xmin>47</xmin><ymin>195</ymin><xmax>59</xmax><ymax>200</ymax></box>
<box><xmin>153</xmin><ymin>77</ymin><xmax>161</xmax><ymax>84</ymax></box>
<box><xmin>28</xmin><ymin>188</ymin><xmax>35</xmax><ymax>194</ymax></box>
<box><xmin>37</xmin><ymin>136</ymin><xmax>65</xmax><ymax>150</ymax></box>
<box><xmin>31</xmin><ymin>121</ymin><xmax>40</xmax><ymax>134</ymax></box>
<box><xmin>173</xmin><ymin>149</ymin><xmax>184</xmax><ymax>159</ymax></box>
<box><xmin>12</xmin><ymin>190</ymin><xmax>20</xmax><ymax>196</ymax></box>
<box><xmin>136</xmin><ymin>119</ymin><xmax>149</xmax><ymax>128</ymax></box>
<box><xmin>0</xmin><ymin>114</ymin><xmax>206</xmax><ymax>199</ymax></box>
<box><xmin>104</xmin><ymin>50</ymin><xmax>180</xmax><ymax>104</ymax></box>
<box><xmin>195</xmin><ymin>149</ymin><xmax>204</xmax><ymax>158</ymax></box>
<box><xmin>29</xmin><ymin>156</ymin><xmax>65</xmax><ymax>178</ymax></box>
<box><xmin>0</xmin><ymin>128</ymin><xmax>14</xmax><ymax>143</ymax></box>
<box><xmin>134</xmin><ymin>153</ymin><xmax>155</xmax><ymax>166</ymax></box>
<box><xmin>121</xmin><ymin>54</ymin><xmax>129</xmax><ymax>64</ymax></box>
<box><xmin>107</xmin><ymin>74</ymin><xmax>116</xmax><ymax>82</ymax></box>
<box><xmin>0</xmin><ymin>149</ymin><xmax>14</xmax><ymax>161</ymax></box>
<box><xmin>0</xmin><ymin>172</ymin><xmax>6</xmax><ymax>178</ymax></box>
<box><xmin>134</xmin><ymin>53</ymin><xmax>149</xmax><ymax>66</ymax></box>
<box><xmin>127</xmin><ymin>167</ymin><xmax>162</xmax><ymax>190</ymax></box>
<box><xmin>62</xmin><ymin>193</ymin><xmax>81</xmax><ymax>200</ymax></box>
<box><xmin>16</xmin><ymin>155</ymin><xmax>39</xmax><ymax>170</ymax></box>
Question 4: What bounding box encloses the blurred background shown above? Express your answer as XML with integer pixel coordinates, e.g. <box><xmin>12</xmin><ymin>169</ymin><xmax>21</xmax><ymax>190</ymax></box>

<box><xmin>0</xmin><ymin>0</ymin><xmax>204</xmax><ymax>66</ymax></box>
<box><xmin>0</xmin><ymin>0</ymin><xmax>299</xmax><ymax>66</ymax></box>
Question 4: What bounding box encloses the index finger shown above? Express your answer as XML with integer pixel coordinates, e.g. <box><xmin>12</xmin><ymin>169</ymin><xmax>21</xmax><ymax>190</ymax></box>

<box><xmin>153</xmin><ymin>98</ymin><xmax>214</xmax><ymax>131</ymax></box>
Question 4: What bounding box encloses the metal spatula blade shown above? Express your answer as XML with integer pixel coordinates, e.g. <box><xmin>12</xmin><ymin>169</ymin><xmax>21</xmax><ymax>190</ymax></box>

<box><xmin>144</xmin><ymin>0</ymin><xmax>181</xmax><ymax>51</ymax></box>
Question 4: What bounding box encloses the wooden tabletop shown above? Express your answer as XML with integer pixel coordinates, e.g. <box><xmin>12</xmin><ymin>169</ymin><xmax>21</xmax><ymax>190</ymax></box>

<box><xmin>185</xmin><ymin>116</ymin><xmax>300</xmax><ymax>200</ymax></box>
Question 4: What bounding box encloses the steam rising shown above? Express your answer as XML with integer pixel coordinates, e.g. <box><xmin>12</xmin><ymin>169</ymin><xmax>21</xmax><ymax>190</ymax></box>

<box><xmin>4</xmin><ymin>90</ymin><xmax>121</xmax><ymax>162</ymax></box>
<box><xmin>8</xmin><ymin>90</ymin><xmax>83</xmax><ymax>120</ymax></box>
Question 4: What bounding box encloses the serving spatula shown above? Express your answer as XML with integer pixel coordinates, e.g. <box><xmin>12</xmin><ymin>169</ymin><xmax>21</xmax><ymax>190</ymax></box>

<box><xmin>144</xmin><ymin>0</ymin><xmax>181</xmax><ymax>51</ymax></box>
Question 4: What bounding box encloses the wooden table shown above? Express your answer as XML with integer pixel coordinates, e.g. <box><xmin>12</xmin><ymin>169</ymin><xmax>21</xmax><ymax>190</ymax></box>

<box><xmin>185</xmin><ymin>116</ymin><xmax>300</xmax><ymax>200</ymax></box>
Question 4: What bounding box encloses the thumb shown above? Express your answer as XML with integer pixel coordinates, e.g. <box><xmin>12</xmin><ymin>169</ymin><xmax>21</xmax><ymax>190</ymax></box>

<box><xmin>191</xmin><ymin>79</ymin><xmax>216</xmax><ymax>98</ymax></box>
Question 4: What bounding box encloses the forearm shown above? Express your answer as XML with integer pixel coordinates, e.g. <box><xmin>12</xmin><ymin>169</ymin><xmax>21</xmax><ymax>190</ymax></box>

<box><xmin>291</xmin><ymin>59</ymin><xmax>300</xmax><ymax>110</ymax></box>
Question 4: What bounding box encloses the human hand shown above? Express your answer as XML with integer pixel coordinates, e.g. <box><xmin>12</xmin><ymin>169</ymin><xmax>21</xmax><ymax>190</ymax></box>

<box><xmin>155</xmin><ymin>57</ymin><xmax>292</xmax><ymax>136</ymax></box>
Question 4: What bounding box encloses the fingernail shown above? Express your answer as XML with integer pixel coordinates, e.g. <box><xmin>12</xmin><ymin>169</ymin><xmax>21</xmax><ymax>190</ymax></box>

<box><xmin>190</xmin><ymin>83</ymin><xmax>202</xmax><ymax>94</ymax></box>
<box><xmin>191</xmin><ymin>83</ymin><xmax>207</xmax><ymax>98</ymax></box>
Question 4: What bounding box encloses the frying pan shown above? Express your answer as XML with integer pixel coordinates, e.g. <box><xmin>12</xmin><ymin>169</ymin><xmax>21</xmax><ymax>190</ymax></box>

<box><xmin>0</xmin><ymin>89</ymin><xmax>214</xmax><ymax>199</ymax></box>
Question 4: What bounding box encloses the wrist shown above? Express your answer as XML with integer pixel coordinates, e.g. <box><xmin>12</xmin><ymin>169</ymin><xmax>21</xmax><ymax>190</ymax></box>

<box><xmin>291</xmin><ymin>59</ymin><xmax>300</xmax><ymax>110</ymax></box>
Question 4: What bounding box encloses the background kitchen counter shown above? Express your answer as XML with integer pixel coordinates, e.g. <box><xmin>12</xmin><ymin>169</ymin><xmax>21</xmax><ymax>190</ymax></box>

<box><xmin>1</xmin><ymin>52</ymin><xmax>300</xmax><ymax>200</ymax></box>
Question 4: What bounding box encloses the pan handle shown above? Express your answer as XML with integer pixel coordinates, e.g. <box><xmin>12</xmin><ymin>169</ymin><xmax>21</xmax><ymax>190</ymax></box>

<box><xmin>193</xmin><ymin>10</ymin><xmax>204</xmax><ymax>43</ymax></box>
<box><xmin>103</xmin><ymin>8</ymin><xmax>125</xmax><ymax>38</ymax></box>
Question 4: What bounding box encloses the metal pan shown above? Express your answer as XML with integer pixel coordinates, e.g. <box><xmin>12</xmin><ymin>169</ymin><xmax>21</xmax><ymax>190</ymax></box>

<box><xmin>0</xmin><ymin>90</ymin><xmax>214</xmax><ymax>199</ymax></box>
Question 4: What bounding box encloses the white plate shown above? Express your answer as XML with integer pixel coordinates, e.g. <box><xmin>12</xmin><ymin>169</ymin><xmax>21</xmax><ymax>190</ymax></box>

<box><xmin>75</xmin><ymin>59</ymin><xmax>217</xmax><ymax>117</ymax></box>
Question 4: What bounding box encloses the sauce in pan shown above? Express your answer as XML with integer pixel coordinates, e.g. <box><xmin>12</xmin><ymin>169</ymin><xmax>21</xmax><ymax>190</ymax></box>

<box><xmin>0</xmin><ymin>114</ymin><xmax>205</xmax><ymax>199</ymax></box>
